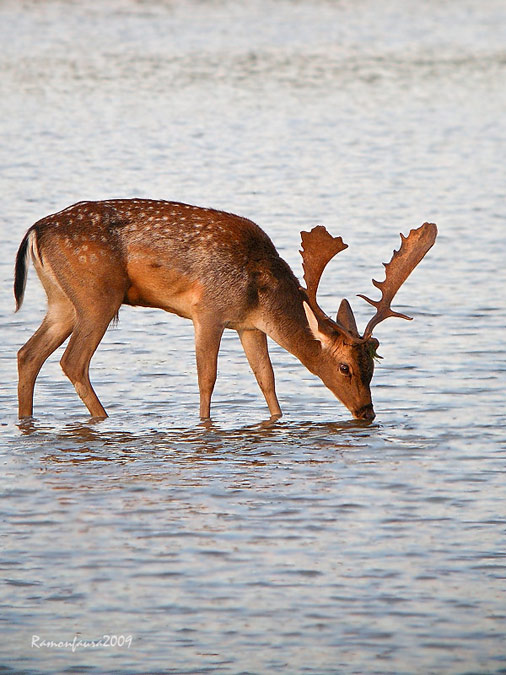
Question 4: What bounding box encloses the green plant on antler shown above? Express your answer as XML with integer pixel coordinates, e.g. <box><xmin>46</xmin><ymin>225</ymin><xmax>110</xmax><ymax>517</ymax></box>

<box><xmin>367</xmin><ymin>340</ymin><xmax>383</xmax><ymax>362</ymax></box>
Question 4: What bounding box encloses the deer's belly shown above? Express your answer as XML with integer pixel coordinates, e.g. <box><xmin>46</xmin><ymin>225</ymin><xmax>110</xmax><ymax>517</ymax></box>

<box><xmin>123</xmin><ymin>255</ymin><xmax>258</xmax><ymax>329</ymax></box>
<box><xmin>123</xmin><ymin>259</ymin><xmax>204</xmax><ymax>319</ymax></box>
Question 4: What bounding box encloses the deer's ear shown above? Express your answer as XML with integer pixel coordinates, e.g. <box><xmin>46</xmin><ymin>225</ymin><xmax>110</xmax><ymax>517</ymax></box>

<box><xmin>303</xmin><ymin>301</ymin><xmax>331</xmax><ymax>345</ymax></box>
<box><xmin>337</xmin><ymin>299</ymin><xmax>359</xmax><ymax>337</ymax></box>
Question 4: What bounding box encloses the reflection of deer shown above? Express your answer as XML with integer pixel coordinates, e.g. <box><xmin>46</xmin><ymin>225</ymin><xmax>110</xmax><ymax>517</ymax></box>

<box><xmin>14</xmin><ymin>199</ymin><xmax>437</xmax><ymax>421</ymax></box>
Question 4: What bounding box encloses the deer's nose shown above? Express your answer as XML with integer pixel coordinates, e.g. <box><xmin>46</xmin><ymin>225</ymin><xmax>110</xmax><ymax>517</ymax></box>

<box><xmin>354</xmin><ymin>404</ymin><xmax>376</xmax><ymax>421</ymax></box>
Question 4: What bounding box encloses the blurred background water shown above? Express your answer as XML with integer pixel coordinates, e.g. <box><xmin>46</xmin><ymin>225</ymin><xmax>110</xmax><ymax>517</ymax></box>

<box><xmin>0</xmin><ymin>0</ymin><xmax>505</xmax><ymax>673</ymax></box>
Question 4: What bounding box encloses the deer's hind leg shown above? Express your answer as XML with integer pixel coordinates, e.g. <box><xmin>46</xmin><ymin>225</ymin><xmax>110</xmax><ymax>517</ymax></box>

<box><xmin>59</xmin><ymin>291</ymin><xmax>124</xmax><ymax>419</ymax></box>
<box><xmin>17</xmin><ymin>273</ymin><xmax>75</xmax><ymax>418</ymax></box>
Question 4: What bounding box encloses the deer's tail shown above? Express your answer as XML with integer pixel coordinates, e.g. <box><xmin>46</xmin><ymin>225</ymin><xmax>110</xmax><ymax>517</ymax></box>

<box><xmin>14</xmin><ymin>227</ymin><xmax>37</xmax><ymax>312</ymax></box>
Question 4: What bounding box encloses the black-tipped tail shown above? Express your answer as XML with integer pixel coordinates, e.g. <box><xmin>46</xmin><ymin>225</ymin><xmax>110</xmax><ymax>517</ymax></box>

<box><xmin>14</xmin><ymin>229</ymin><xmax>32</xmax><ymax>312</ymax></box>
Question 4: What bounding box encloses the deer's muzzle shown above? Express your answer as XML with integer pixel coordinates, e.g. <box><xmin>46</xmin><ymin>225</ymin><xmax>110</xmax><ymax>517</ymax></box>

<box><xmin>354</xmin><ymin>404</ymin><xmax>376</xmax><ymax>421</ymax></box>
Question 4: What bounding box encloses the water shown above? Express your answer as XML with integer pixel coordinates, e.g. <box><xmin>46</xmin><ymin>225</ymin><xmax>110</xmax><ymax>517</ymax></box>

<box><xmin>1</xmin><ymin>0</ymin><xmax>505</xmax><ymax>673</ymax></box>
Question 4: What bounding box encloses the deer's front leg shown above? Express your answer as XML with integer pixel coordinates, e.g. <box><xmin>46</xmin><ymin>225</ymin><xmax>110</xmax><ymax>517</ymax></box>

<box><xmin>238</xmin><ymin>328</ymin><xmax>282</xmax><ymax>419</ymax></box>
<box><xmin>193</xmin><ymin>318</ymin><xmax>225</xmax><ymax>420</ymax></box>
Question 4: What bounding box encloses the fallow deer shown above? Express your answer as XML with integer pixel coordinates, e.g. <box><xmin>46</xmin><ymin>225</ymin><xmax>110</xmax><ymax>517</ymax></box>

<box><xmin>14</xmin><ymin>199</ymin><xmax>437</xmax><ymax>422</ymax></box>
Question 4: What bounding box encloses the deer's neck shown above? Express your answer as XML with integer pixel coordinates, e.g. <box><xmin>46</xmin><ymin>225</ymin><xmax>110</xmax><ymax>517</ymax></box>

<box><xmin>271</xmin><ymin>318</ymin><xmax>321</xmax><ymax>373</ymax></box>
<box><xmin>256</xmin><ymin>277</ymin><xmax>321</xmax><ymax>373</ymax></box>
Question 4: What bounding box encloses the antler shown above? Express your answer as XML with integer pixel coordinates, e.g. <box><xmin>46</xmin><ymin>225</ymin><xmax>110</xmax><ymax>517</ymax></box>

<box><xmin>299</xmin><ymin>226</ymin><xmax>352</xmax><ymax>335</ymax></box>
<box><xmin>359</xmin><ymin>222</ymin><xmax>438</xmax><ymax>339</ymax></box>
<box><xmin>300</xmin><ymin>226</ymin><xmax>348</xmax><ymax>306</ymax></box>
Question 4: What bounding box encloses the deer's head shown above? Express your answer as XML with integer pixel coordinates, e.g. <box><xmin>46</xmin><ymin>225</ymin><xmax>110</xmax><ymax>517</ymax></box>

<box><xmin>299</xmin><ymin>222</ymin><xmax>437</xmax><ymax>421</ymax></box>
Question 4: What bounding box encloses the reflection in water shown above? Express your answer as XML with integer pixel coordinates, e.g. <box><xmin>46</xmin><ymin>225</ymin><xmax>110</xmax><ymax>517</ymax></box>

<box><xmin>24</xmin><ymin>415</ymin><xmax>378</xmax><ymax>467</ymax></box>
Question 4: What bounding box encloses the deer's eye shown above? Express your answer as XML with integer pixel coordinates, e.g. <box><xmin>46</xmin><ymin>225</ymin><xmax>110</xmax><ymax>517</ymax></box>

<box><xmin>339</xmin><ymin>363</ymin><xmax>350</xmax><ymax>375</ymax></box>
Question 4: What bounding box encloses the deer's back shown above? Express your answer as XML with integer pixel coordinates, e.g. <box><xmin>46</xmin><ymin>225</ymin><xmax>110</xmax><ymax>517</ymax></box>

<box><xmin>33</xmin><ymin>199</ymin><xmax>300</xmax><ymax>326</ymax></box>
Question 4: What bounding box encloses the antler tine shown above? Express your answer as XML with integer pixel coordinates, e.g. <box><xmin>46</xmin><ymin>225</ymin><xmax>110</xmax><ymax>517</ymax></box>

<box><xmin>300</xmin><ymin>225</ymin><xmax>348</xmax><ymax>310</ymax></box>
<box><xmin>359</xmin><ymin>222</ymin><xmax>438</xmax><ymax>339</ymax></box>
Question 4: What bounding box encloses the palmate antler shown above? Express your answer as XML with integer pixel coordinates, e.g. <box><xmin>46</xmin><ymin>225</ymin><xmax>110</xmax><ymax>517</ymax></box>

<box><xmin>300</xmin><ymin>226</ymin><xmax>348</xmax><ymax>309</ymax></box>
<box><xmin>358</xmin><ymin>222</ymin><xmax>438</xmax><ymax>339</ymax></box>
<box><xmin>299</xmin><ymin>221</ymin><xmax>438</xmax><ymax>343</ymax></box>
<box><xmin>299</xmin><ymin>225</ymin><xmax>356</xmax><ymax>338</ymax></box>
